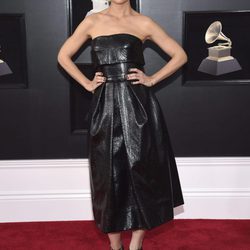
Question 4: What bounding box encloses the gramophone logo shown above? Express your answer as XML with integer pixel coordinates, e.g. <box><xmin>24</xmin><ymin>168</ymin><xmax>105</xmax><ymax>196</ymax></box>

<box><xmin>198</xmin><ymin>21</ymin><xmax>242</xmax><ymax>76</ymax></box>
<box><xmin>0</xmin><ymin>45</ymin><xmax>13</xmax><ymax>76</ymax></box>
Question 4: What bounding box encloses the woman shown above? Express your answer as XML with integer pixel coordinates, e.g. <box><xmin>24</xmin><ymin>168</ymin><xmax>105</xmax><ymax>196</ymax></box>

<box><xmin>57</xmin><ymin>0</ymin><xmax>188</xmax><ymax>249</ymax></box>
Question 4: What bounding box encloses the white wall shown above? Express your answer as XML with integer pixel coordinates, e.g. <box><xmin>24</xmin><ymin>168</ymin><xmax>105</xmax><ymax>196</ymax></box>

<box><xmin>0</xmin><ymin>157</ymin><xmax>249</xmax><ymax>222</ymax></box>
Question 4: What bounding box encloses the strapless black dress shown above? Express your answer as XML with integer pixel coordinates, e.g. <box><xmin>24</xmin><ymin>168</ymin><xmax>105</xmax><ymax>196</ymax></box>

<box><xmin>87</xmin><ymin>33</ymin><xmax>184</xmax><ymax>234</ymax></box>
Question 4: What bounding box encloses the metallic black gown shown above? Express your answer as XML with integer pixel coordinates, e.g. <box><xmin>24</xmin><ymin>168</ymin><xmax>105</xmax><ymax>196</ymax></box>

<box><xmin>87</xmin><ymin>33</ymin><xmax>184</xmax><ymax>234</ymax></box>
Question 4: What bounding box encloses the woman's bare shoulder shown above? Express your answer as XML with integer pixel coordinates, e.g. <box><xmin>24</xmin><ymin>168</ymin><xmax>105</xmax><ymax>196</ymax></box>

<box><xmin>131</xmin><ymin>13</ymin><xmax>156</xmax><ymax>32</ymax></box>
<box><xmin>84</xmin><ymin>11</ymin><xmax>103</xmax><ymax>22</ymax></box>
<box><xmin>132</xmin><ymin>11</ymin><xmax>152</xmax><ymax>21</ymax></box>
<box><xmin>130</xmin><ymin>13</ymin><xmax>156</xmax><ymax>38</ymax></box>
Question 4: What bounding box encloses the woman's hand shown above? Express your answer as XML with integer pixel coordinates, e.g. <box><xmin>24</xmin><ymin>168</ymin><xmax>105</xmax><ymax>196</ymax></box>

<box><xmin>86</xmin><ymin>72</ymin><xmax>106</xmax><ymax>93</ymax></box>
<box><xmin>126</xmin><ymin>68</ymin><xmax>156</xmax><ymax>87</ymax></box>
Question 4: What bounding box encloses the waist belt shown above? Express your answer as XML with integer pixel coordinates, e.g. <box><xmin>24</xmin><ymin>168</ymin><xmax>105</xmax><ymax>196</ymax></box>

<box><xmin>97</xmin><ymin>62</ymin><xmax>144</xmax><ymax>81</ymax></box>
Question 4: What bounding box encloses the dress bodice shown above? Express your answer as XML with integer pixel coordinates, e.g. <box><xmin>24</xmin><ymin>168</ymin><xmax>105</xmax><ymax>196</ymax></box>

<box><xmin>91</xmin><ymin>33</ymin><xmax>145</xmax><ymax>69</ymax></box>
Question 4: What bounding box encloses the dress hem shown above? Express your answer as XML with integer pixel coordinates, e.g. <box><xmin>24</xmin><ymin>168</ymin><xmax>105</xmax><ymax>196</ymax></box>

<box><xmin>96</xmin><ymin>213</ymin><xmax>177</xmax><ymax>234</ymax></box>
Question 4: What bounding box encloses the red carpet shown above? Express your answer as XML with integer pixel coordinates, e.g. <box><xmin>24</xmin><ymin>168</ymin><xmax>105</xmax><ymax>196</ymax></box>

<box><xmin>0</xmin><ymin>219</ymin><xmax>249</xmax><ymax>249</ymax></box>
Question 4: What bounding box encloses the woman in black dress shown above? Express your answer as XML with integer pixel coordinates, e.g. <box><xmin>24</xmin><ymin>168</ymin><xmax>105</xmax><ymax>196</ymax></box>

<box><xmin>57</xmin><ymin>1</ymin><xmax>188</xmax><ymax>250</ymax></box>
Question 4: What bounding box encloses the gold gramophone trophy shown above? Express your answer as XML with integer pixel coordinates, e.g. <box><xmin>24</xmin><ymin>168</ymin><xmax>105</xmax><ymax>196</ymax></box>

<box><xmin>198</xmin><ymin>21</ymin><xmax>242</xmax><ymax>76</ymax></box>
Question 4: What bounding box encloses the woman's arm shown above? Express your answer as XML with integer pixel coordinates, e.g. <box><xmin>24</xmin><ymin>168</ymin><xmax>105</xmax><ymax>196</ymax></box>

<box><xmin>57</xmin><ymin>15</ymin><xmax>105</xmax><ymax>92</ymax></box>
<box><xmin>144</xmin><ymin>16</ymin><xmax>188</xmax><ymax>86</ymax></box>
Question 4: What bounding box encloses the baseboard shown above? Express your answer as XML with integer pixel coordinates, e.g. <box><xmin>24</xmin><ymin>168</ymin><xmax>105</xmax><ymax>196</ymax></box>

<box><xmin>0</xmin><ymin>157</ymin><xmax>249</xmax><ymax>222</ymax></box>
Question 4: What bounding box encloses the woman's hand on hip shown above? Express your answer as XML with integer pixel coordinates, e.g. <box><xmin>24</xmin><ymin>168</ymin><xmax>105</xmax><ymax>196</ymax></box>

<box><xmin>86</xmin><ymin>72</ymin><xmax>106</xmax><ymax>94</ymax></box>
<box><xmin>126</xmin><ymin>68</ymin><xmax>156</xmax><ymax>87</ymax></box>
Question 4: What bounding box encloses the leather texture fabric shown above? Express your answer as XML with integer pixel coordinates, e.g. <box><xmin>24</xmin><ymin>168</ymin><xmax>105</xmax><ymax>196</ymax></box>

<box><xmin>87</xmin><ymin>33</ymin><xmax>184</xmax><ymax>234</ymax></box>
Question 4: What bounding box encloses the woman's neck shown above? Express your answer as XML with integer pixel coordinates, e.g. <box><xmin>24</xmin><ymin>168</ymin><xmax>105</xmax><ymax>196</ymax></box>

<box><xmin>107</xmin><ymin>1</ymin><xmax>132</xmax><ymax>18</ymax></box>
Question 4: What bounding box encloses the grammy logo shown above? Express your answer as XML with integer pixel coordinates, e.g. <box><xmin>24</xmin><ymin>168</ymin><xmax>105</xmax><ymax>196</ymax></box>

<box><xmin>198</xmin><ymin>21</ymin><xmax>242</xmax><ymax>76</ymax></box>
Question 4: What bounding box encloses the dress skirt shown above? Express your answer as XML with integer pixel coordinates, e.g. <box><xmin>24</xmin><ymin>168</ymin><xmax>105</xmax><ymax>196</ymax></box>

<box><xmin>87</xmin><ymin>62</ymin><xmax>184</xmax><ymax>233</ymax></box>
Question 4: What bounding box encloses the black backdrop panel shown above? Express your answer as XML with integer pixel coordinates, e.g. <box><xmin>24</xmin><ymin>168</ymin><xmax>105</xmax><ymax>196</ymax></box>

<box><xmin>70</xmin><ymin>63</ymin><xmax>94</xmax><ymax>134</ymax></box>
<box><xmin>0</xmin><ymin>0</ymin><xmax>249</xmax><ymax>160</ymax></box>
<box><xmin>0</xmin><ymin>14</ymin><xmax>28</xmax><ymax>88</ymax></box>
